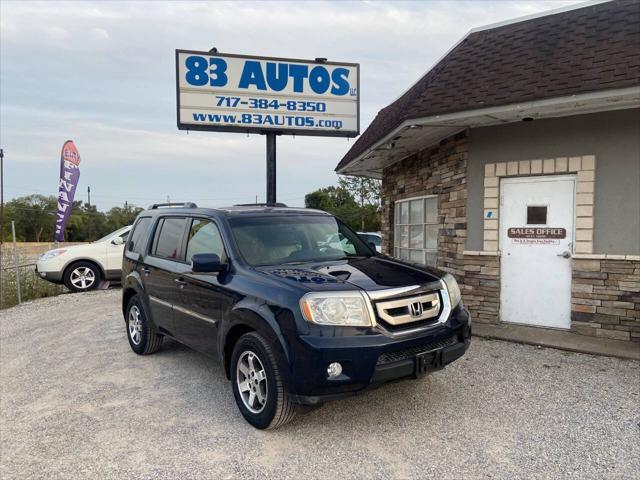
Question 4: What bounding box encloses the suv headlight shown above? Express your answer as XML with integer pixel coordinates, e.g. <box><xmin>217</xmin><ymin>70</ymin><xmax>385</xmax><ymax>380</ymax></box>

<box><xmin>443</xmin><ymin>273</ymin><xmax>462</xmax><ymax>308</ymax></box>
<box><xmin>300</xmin><ymin>291</ymin><xmax>372</xmax><ymax>327</ymax></box>
<box><xmin>39</xmin><ymin>249</ymin><xmax>67</xmax><ymax>261</ymax></box>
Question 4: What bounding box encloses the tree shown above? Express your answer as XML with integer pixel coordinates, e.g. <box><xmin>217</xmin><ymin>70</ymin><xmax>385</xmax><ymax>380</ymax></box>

<box><xmin>304</xmin><ymin>189</ymin><xmax>334</xmax><ymax>212</ymax></box>
<box><xmin>337</xmin><ymin>176</ymin><xmax>382</xmax><ymax>230</ymax></box>
<box><xmin>65</xmin><ymin>203</ymin><xmax>108</xmax><ymax>241</ymax></box>
<box><xmin>3</xmin><ymin>195</ymin><xmax>58</xmax><ymax>242</ymax></box>
<box><xmin>304</xmin><ymin>186</ymin><xmax>354</xmax><ymax>212</ymax></box>
<box><xmin>304</xmin><ymin>180</ymin><xmax>381</xmax><ymax>232</ymax></box>
<box><xmin>105</xmin><ymin>204</ymin><xmax>144</xmax><ymax>232</ymax></box>
<box><xmin>2</xmin><ymin>195</ymin><xmax>143</xmax><ymax>242</ymax></box>
<box><xmin>338</xmin><ymin>176</ymin><xmax>381</xmax><ymax>207</ymax></box>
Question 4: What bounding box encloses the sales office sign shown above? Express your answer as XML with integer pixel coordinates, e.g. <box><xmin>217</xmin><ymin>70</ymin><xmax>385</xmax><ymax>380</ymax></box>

<box><xmin>176</xmin><ymin>50</ymin><xmax>360</xmax><ymax>137</ymax></box>
<box><xmin>508</xmin><ymin>227</ymin><xmax>567</xmax><ymax>245</ymax></box>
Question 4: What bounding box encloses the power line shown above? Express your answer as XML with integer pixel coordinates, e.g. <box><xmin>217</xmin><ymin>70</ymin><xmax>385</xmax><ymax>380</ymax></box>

<box><xmin>4</xmin><ymin>185</ymin><xmax>311</xmax><ymax>203</ymax></box>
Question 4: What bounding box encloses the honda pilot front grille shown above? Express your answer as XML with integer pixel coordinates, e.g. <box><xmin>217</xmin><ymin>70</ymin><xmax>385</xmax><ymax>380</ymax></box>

<box><xmin>373</xmin><ymin>291</ymin><xmax>442</xmax><ymax>331</ymax></box>
<box><xmin>376</xmin><ymin>335</ymin><xmax>458</xmax><ymax>365</ymax></box>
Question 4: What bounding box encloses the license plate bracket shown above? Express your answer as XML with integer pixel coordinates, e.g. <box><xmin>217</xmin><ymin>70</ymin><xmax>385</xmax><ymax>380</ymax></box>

<box><xmin>414</xmin><ymin>350</ymin><xmax>444</xmax><ymax>377</ymax></box>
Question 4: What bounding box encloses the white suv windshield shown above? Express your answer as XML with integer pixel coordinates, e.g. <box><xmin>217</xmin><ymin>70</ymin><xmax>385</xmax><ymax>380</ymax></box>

<box><xmin>229</xmin><ymin>215</ymin><xmax>373</xmax><ymax>266</ymax></box>
<box><xmin>94</xmin><ymin>226</ymin><xmax>130</xmax><ymax>243</ymax></box>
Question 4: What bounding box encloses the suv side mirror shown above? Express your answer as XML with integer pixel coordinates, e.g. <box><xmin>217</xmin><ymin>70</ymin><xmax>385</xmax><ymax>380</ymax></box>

<box><xmin>111</xmin><ymin>237</ymin><xmax>124</xmax><ymax>245</ymax></box>
<box><xmin>192</xmin><ymin>253</ymin><xmax>226</xmax><ymax>273</ymax></box>
<box><xmin>368</xmin><ymin>241</ymin><xmax>377</xmax><ymax>251</ymax></box>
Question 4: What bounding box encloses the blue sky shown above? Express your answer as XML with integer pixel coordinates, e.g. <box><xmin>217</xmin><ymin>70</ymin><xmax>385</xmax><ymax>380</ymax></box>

<box><xmin>0</xmin><ymin>0</ymin><xmax>581</xmax><ymax>211</ymax></box>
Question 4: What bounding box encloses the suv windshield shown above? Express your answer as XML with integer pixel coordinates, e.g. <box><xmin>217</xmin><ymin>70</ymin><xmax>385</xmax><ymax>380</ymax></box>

<box><xmin>229</xmin><ymin>215</ymin><xmax>373</xmax><ymax>266</ymax></box>
<box><xmin>94</xmin><ymin>226</ymin><xmax>130</xmax><ymax>243</ymax></box>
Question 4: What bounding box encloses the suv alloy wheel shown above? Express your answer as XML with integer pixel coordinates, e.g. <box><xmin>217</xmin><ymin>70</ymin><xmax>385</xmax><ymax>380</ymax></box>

<box><xmin>230</xmin><ymin>332</ymin><xmax>299</xmax><ymax>429</ymax></box>
<box><xmin>63</xmin><ymin>261</ymin><xmax>100</xmax><ymax>292</ymax></box>
<box><xmin>125</xmin><ymin>296</ymin><xmax>163</xmax><ymax>355</ymax></box>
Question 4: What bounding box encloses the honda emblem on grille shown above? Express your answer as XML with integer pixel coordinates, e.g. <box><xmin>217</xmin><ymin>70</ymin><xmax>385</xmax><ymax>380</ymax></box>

<box><xmin>409</xmin><ymin>301</ymin><xmax>423</xmax><ymax>317</ymax></box>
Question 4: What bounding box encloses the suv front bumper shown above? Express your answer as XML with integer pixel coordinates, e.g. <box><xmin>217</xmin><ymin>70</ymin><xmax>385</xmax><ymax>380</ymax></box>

<box><xmin>290</xmin><ymin>305</ymin><xmax>471</xmax><ymax>405</ymax></box>
<box><xmin>34</xmin><ymin>264</ymin><xmax>64</xmax><ymax>283</ymax></box>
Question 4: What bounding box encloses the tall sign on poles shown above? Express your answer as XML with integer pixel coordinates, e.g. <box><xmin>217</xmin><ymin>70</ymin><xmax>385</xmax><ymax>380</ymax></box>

<box><xmin>175</xmin><ymin>50</ymin><xmax>360</xmax><ymax>203</ymax></box>
<box><xmin>54</xmin><ymin>140</ymin><xmax>81</xmax><ymax>242</ymax></box>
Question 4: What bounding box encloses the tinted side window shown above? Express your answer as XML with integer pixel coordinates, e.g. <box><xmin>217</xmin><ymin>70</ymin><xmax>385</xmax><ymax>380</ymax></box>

<box><xmin>153</xmin><ymin>217</ymin><xmax>187</xmax><ymax>260</ymax></box>
<box><xmin>186</xmin><ymin>219</ymin><xmax>227</xmax><ymax>263</ymax></box>
<box><xmin>127</xmin><ymin>217</ymin><xmax>151</xmax><ymax>254</ymax></box>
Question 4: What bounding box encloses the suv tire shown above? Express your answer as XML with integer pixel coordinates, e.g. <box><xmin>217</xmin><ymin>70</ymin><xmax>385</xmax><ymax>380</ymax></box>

<box><xmin>125</xmin><ymin>295</ymin><xmax>163</xmax><ymax>355</ymax></box>
<box><xmin>63</xmin><ymin>261</ymin><xmax>101</xmax><ymax>292</ymax></box>
<box><xmin>230</xmin><ymin>332</ymin><xmax>298</xmax><ymax>429</ymax></box>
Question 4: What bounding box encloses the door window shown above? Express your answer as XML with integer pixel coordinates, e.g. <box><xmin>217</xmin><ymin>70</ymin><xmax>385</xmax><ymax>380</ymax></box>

<box><xmin>127</xmin><ymin>217</ymin><xmax>152</xmax><ymax>254</ymax></box>
<box><xmin>527</xmin><ymin>206</ymin><xmax>548</xmax><ymax>225</ymax></box>
<box><xmin>185</xmin><ymin>219</ymin><xmax>227</xmax><ymax>263</ymax></box>
<box><xmin>152</xmin><ymin>217</ymin><xmax>187</xmax><ymax>260</ymax></box>
<box><xmin>394</xmin><ymin>196</ymin><xmax>438</xmax><ymax>266</ymax></box>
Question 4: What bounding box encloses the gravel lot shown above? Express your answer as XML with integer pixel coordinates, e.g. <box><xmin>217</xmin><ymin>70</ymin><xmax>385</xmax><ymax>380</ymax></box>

<box><xmin>1</xmin><ymin>290</ymin><xmax>639</xmax><ymax>479</ymax></box>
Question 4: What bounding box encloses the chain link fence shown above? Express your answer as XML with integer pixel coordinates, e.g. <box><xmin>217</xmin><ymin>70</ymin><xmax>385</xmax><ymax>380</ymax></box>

<box><xmin>0</xmin><ymin>242</ymin><xmax>81</xmax><ymax>310</ymax></box>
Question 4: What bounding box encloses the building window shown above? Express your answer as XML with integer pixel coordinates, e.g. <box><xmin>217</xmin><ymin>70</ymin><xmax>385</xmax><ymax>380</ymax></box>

<box><xmin>394</xmin><ymin>196</ymin><xmax>438</xmax><ymax>266</ymax></box>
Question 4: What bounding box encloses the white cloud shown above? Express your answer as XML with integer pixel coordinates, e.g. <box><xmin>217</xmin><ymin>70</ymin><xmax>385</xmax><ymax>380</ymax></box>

<box><xmin>45</xmin><ymin>25</ymin><xmax>70</xmax><ymax>41</ymax></box>
<box><xmin>91</xmin><ymin>27</ymin><xmax>110</xmax><ymax>41</ymax></box>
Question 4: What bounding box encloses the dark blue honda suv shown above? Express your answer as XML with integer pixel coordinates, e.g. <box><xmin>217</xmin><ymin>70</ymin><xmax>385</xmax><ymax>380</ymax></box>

<box><xmin>121</xmin><ymin>203</ymin><xmax>471</xmax><ymax>429</ymax></box>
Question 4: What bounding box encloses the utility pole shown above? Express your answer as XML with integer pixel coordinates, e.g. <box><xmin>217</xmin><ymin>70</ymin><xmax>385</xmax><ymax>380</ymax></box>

<box><xmin>0</xmin><ymin>148</ymin><xmax>4</xmax><ymax>308</ymax></box>
<box><xmin>0</xmin><ymin>149</ymin><xmax>4</xmax><ymax>244</ymax></box>
<box><xmin>87</xmin><ymin>186</ymin><xmax>91</xmax><ymax>207</ymax></box>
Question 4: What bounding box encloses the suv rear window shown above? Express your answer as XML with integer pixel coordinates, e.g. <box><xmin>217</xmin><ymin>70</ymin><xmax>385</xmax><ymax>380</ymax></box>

<box><xmin>152</xmin><ymin>217</ymin><xmax>187</xmax><ymax>260</ymax></box>
<box><xmin>127</xmin><ymin>217</ymin><xmax>152</xmax><ymax>254</ymax></box>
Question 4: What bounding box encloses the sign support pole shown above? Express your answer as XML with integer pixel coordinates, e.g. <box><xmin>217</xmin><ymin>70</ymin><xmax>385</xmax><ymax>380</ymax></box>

<box><xmin>266</xmin><ymin>132</ymin><xmax>277</xmax><ymax>205</ymax></box>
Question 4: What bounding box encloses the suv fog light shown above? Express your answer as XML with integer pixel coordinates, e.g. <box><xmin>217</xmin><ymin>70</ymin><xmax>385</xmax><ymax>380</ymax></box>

<box><xmin>327</xmin><ymin>362</ymin><xmax>342</xmax><ymax>378</ymax></box>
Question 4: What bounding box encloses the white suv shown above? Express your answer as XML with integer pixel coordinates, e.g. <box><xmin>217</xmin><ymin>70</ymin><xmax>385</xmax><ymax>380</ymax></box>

<box><xmin>357</xmin><ymin>232</ymin><xmax>382</xmax><ymax>253</ymax></box>
<box><xmin>36</xmin><ymin>225</ymin><xmax>131</xmax><ymax>292</ymax></box>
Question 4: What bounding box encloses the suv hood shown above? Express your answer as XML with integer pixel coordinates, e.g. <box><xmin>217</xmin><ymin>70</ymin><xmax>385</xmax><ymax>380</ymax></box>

<box><xmin>255</xmin><ymin>256</ymin><xmax>442</xmax><ymax>292</ymax></box>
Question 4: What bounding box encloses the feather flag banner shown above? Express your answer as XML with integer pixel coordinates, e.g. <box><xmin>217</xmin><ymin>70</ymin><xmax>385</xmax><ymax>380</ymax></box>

<box><xmin>54</xmin><ymin>140</ymin><xmax>81</xmax><ymax>242</ymax></box>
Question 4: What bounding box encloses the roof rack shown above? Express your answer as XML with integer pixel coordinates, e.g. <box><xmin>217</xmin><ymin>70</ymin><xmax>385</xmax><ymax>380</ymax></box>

<box><xmin>148</xmin><ymin>202</ymin><xmax>198</xmax><ymax>209</ymax></box>
<box><xmin>234</xmin><ymin>203</ymin><xmax>288</xmax><ymax>207</ymax></box>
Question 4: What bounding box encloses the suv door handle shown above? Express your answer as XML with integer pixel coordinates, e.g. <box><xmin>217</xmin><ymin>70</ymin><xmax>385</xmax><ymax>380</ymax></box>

<box><xmin>174</xmin><ymin>277</ymin><xmax>187</xmax><ymax>288</ymax></box>
<box><xmin>557</xmin><ymin>251</ymin><xmax>571</xmax><ymax>259</ymax></box>
<box><xmin>141</xmin><ymin>267</ymin><xmax>151</xmax><ymax>275</ymax></box>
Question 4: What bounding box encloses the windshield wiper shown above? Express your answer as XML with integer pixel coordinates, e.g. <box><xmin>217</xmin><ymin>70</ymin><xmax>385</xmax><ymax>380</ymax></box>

<box><xmin>326</xmin><ymin>255</ymin><xmax>370</xmax><ymax>261</ymax></box>
<box><xmin>276</xmin><ymin>255</ymin><xmax>370</xmax><ymax>266</ymax></box>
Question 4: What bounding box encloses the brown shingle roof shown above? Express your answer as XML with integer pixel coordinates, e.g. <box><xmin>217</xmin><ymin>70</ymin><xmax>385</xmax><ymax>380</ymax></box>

<box><xmin>336</xmin><ymin>0</ymin><xmax>640</xmax><ymax>172</ymax></box>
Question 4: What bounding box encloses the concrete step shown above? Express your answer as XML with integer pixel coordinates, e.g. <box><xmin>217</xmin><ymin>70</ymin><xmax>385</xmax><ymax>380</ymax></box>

<box><xmin>473</xmin><ymin>322</ymin><xmax>640</xmax><ymax>360</ymax></box>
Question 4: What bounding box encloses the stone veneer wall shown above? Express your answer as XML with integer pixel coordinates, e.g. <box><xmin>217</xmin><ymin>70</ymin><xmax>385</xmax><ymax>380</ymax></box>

<box><xmin>381</xmin><ymin>132</ymin><xmax>468</xmax><ymax>278</ymax></box>
<box><xmin>571</xmin><ymin>257</ymin><xmax>640</xmax><ymax>342</ymax></box>
<box><xmin>461</xmin><ymin>253</ymin><xmax>500</xmax><ymax>324</ymax></box>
